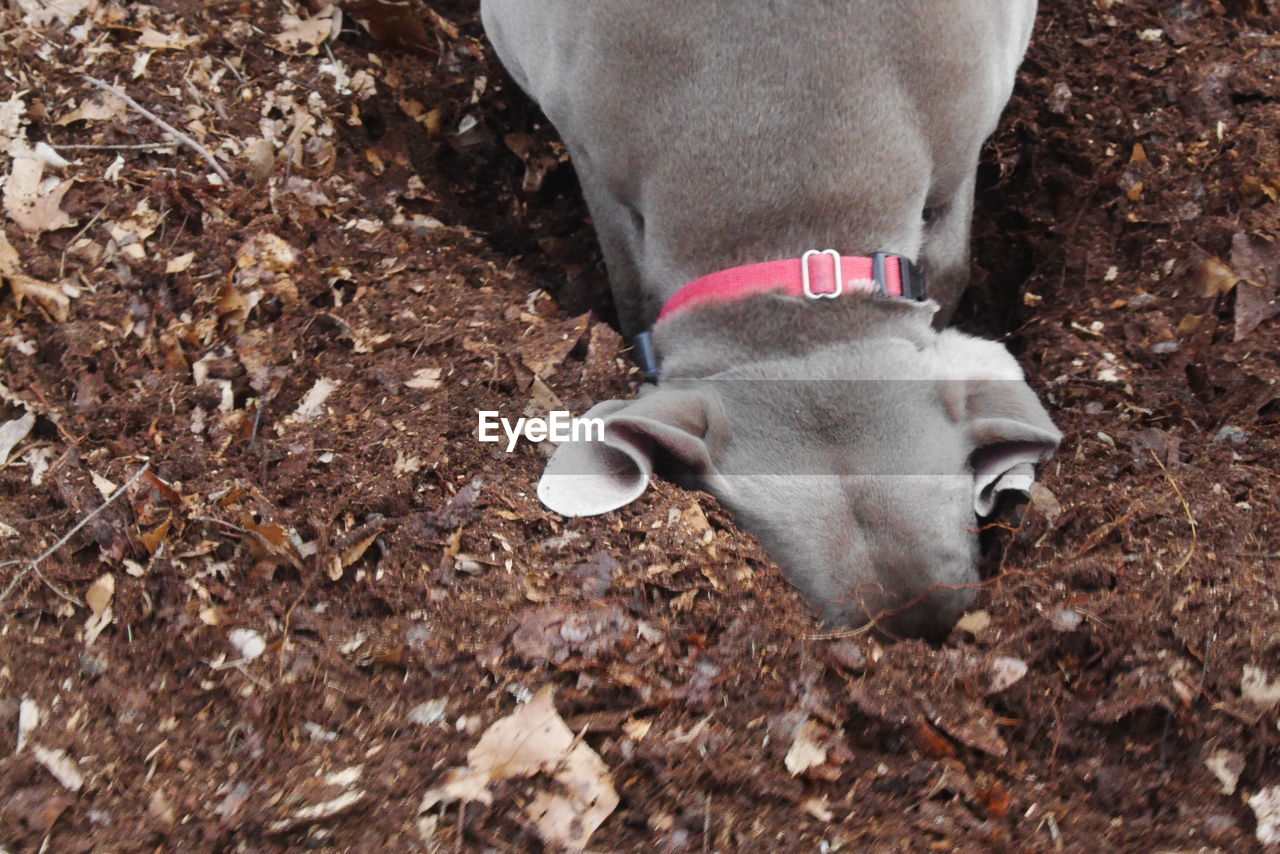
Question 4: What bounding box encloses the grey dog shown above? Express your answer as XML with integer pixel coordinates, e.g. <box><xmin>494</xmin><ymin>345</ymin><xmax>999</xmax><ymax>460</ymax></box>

<box><xmin>482</xmin><ymin>0</ymin><xmax>1059</xmax><ymax>636</ymax></box>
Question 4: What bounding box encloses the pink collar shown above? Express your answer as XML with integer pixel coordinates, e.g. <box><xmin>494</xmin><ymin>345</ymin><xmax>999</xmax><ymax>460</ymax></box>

<box><xmin>632</xmin><ymin>250</ymin><xmax>925</xmax><ymax>381</ymax></box>
<box><xmin>656</xmin><ymin>250</ymin><xmax>924</xmax><ymax>323</ymax></box>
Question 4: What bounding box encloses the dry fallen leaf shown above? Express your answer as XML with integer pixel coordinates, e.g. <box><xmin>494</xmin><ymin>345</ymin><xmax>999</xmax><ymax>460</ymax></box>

<box><xmin>1229</xmin><ymin>233</ymin><xmax>1280</xmax><ymax>342</ymax></box>
<box><xmin>0</xmin><ymin>408</ymin><xmax>35</xmax><ymax>465</ymax></box>
<box><xmin>13</xmin><ymin>0</ymin><xmax>92</xmax><ymax>27</ymax></box>
<box><xmin>1028</xmin><ymin>482</ymin><xmax>1063</xmax><ymax>524</ymax></box>
<box><xmin>9</xmin><ymin>275</ymin><xmax>72</xmax><ymax>320</ymax></box>
<box><xmin>106</xmin><ymin>199</ymin><xmax>162</xmax><ymax>262</ymax></box>
<box><xmin>228</xmin><ymin>628</ymin><xmax>266</xmax><ymax>660</ymax></box>
<box><xmin>139</xmin><ymin>517</ymin><xmax>172</xmax><ymax>556</ymax></box>
<box><xmin>1250</xmin><ymin>786</ymin><xmax>1280</xmax><ymax>846</ymax></box>
<box><xmin>3</xmin><ymin>150</ymin><xmax>76</xmax><ymax>234</ymax></box>
<box><xmin>165</xmin><ymin>252</ymin><xmax>196</xmax><ymax>274</ymax></box>
<box><xmin>32</xmin><ymin>746</ymin><xmax>84</xmax><ymax>792</ymax></box>
<box><xmin>90</xmin><ymin>470</ymin><xmax>117</xmax><ymax>499</ymax></box>
<box><xmin>520</xmin><ymin>313</ymin><xmax>589</xmax><ymax>377</ymax></box>
<box><xmin>240</xmin><ymin>138</ymin><xmax>276</xmax><ymax>181</ymax></box>
<box><xmin>285</xmin><ymin>790</ymin><xmax>366</xmax><ymax>825</ymax></box>
<box><xmin>236</xmin><ymin>233</ymin><xmax>296</xmax><ymax>273</ymax></box>
<box><xmin>291</xmin><ymin>378</ymin><xmax>339</xmax><ymax>422</ymax></box>
<box><xmin>85</xmin><ymin>573</ymin><xmax>115</xmax><ymax>617</ymax></box>
<box><xmin>273</xmin><ymin>8</ymin><xmax>340</xmax><ymax>54</ymax></box>
<box><xmin>405</xmin><ymin>367</ymin><xmax>443</xmax><ymax>390</ymax></box>
<box><xmin>17</xmin><ymin>698</ymin><xmax>39</xmax><ymax>752</ymax></box>
<box><xmin>907</xmin><ymin>717</ymin><xmax>957</xmax><ymax>759</ymax></box>
<box><xmin>55</xmin><ymin>92</ymin><xmax>128</xmax><ymax>125</ymax></box>
<box><xmin>954</xmin><ymin>609</ymin><xmax>991</xmax><ymax>636</ymax></box>
<box><xmin>622</xmin><ymin>717</ymin><xmax>652</xmax><ymax>741</ymax></box>
<box><xmin>933</xmin><ymin>702</ymin><xmax>1009</xmax><ymax>757</ymax></box>
<box><xmin>330</xmin><ymin>523</ymin><xmax>385</xmax><ymax>580</ymax></box>
<box><xmin>0</xmin><ymin>230</ymin><xmax>74</xmax><ymax>319</ymax></box>
<box><xmin>1175</xmin><ymin>313</ymin><xmax>1203</xmax><ymax>336</ymax></box>
<box><xmin>239</xmin><ymin>517</ymin><xmax>306</xmax><ymax>570</ymax></box>
<box><xmin>1241</xmin><ymin>666</ymin><xmax>1280</xmax><ymax>711</ymax></box>
<box><xmin>1198</xmin><ymin>256</ymin><xmax>1239</xmax><ymax>298</ymax></box>
<box><xmin>680</xmin><ymin>502</ymin><xmax>711</xmax><ymax>535</ymax></box>
<box><xmin>986</xmin><ymin>656</ymin><xmax>1028</xmax><ymax>694</ymax></box>
<box><xmin>409</xmin><ymin>699</ymin><xmax>448</xmax><ymax>727</ymax></box>
<box><xmin>137</xmin><ymin>27</ymin><xmax>202</xmax><ymax>50</ymax></box>
<box><xmin>1204</xmin><ymin>748</ymin><xmax>1244</xmax><ymax>795</ymax></box>
<box><xmin>420</xmin><ymin>685</ymin><xmax>618</xmax><ymax>851</ymax></box>
<box><xmin>223</xmin><ymin>233</ymin><xmax>298</xmax><ymax>325</ymax></box>
<box><xmin>0</xmin><ymin>93</ymin><xmax>25</xmax><ymax>146</ymax></box>
<box><xmin>5</xmin><ymin>787</ymin><xmax>74</xmax><ymax>835</ymax></box>
<box><xmin>83</xmin><ymin>573</ymin><xmax>116</xmax><ymax>646</ymax></box>
<box><xmin>784</xmin><ymin>720</ymin><xmax>829</xmax><ymax>776</ymax></box>
<box><xmin>527</xmin><ymin>376</ymin><xmax>563</xmax><ymax>415</ymax></box>
<box><xmin>345</xmin><ymin>0</ymin><xmax>434</xmax><ymax>53</ymax></box>
<box><xmin>800</xmin><ymin>796</ymin><xmax>834</xmax><ymax>822</ymax></box>
<box><xmin>977</xmin><ymin>781</ymin><xmax>1012</xmax><ymax>819</ymax></box>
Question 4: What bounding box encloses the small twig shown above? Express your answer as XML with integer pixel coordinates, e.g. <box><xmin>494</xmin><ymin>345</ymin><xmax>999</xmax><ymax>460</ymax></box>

<box><xmin>1076</xmin><ymin>500</ymin><xmax>1149</xmax><ymax>557</ymax></box>
<box><xmin>248</xmin><ymin>401</ymin><xmax>264</xmax><ymax>449</ymax></box>
<box><xmin>702</xmin><ymin>793</ymin><xmax>711</xmax><ymax>854</ymax></box>
<box><xmin>83</xmin><ymin>76</ymin><xmax>232</xmax><ymax>185</ymax></box>
<box><xmin>218</xmin><ymin>56</ymin><xmax>247</xmax><ymax>85</ymax></box>
<box><xmin>193</xmin><ymin>515</ymin><xmax>250</xmax><ymax>535</ymax></box>
<box><xmin>59</xmin><ymin>205</ymin><xmax>107</xmax><ymax>279</ymax></box>
<box><xmin>50</xmin><ymin>142</ymin><xmax>179</xmax><ymax>151</ymax></box>
<box><xmin>0</xmin><ymin>462</ymin><xmax>151</xmax><ymax>606</ymax></box>
<box><xmin>1045</xmin><ymin>812</ymin><xmax>1063</xmax><ymax>850</ymax></box>
<box><xmin>1195</xmin><ymin>631</ymin><xmax>1214</xmax><ymax>704</ymax></box>
<box><xmin>806</xmin><ymin>621</ymin><xmax>876</xmax><ymax>641</ymax></box>
<box><xmin>279</xmin><ymin>574</ymin><xmax>318</xmax><ymax>682</ymax></box>
<box><xmin>1151</xmin><ymin>450</ymin><xmax>1197</xmax><ymax>573</ymax></box>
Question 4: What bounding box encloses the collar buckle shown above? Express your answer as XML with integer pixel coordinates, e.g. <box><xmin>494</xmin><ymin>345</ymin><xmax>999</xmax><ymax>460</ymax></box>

<box><xmin>872</xmin><ymin>251</ymin><xmax>927</xmax><ymax>300</ymax></box>
<box><xmin>801</xmin><ymin>249</ymin><xmax>843</xmax><ymax>299</ymax></box>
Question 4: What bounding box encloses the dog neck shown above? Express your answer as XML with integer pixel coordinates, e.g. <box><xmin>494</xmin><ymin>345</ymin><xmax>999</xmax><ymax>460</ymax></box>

<box><xmin>651</xmin><ymin>293</ymin><xmax>941</xmax><ymax>381</ymax></box>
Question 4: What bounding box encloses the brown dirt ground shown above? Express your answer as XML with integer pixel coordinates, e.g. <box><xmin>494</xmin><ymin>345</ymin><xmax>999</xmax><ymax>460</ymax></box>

<box><xmin>1</xmin><ymin>0</ymin><xmax>1279</xmax><ymax>851</ymax></box>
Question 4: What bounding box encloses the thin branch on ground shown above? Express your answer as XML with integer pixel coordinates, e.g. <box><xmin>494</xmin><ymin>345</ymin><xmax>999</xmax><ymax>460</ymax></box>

<box><xmin>193</xmin><ymin>515</ymin><xmax>249</xmax><ymax>535</ymax></box>
<box><xmin>0</xmin><ymin>462</ymin><xmax>151</xmax><ymax>607</ymax></box>
<box><xmin>51</xmin><ymin>142</ymin><xmax>179</xmax><ymax>151</ymax></box>
<box><xmin>83</xmin><ymin>76</ymin><xmax>232</xmax><ymax>184</ymax></box>
<box><xmin>1151</xmin><ymin>450</ymin><xmax>1197</xmax><ymax>573</ymax></box>
<box><xmin>59</xmin><ymin>205</ymin><xmax>107</xmax><ymax>279</ymax></box>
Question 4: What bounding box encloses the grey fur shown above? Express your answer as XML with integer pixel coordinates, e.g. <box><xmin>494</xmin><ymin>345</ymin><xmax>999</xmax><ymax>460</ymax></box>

<box><xmin>484</xmin><ymin>0</ymin><xmax>1057</xmax><ymax>636</ymax></box>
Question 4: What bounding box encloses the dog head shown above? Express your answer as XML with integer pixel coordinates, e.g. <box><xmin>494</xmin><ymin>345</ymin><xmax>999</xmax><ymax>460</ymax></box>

<box><xmin>539</xmin><ymin>319</ymin><xmax>1059</xmax><ymax>637</ymax></box>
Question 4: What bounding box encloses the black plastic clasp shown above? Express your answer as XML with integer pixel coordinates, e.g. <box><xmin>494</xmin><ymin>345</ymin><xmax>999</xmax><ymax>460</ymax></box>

<box><xmin>872</xmin><ymin>252</ymin><xmax>927</xmax><ymax>301</ymax></box>
<box><xmin>900</xmin><ymin>257</ymin><xmax>927</xmax><ymax>301</ymax></box>
<box><xmin>632</xmin><ymin>330</ymin><xmax>660</xmax><ymax>383</ymax></box>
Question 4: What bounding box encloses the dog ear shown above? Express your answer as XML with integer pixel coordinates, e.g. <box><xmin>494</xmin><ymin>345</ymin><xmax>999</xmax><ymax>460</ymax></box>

<box><xmin>934</xmin><ymin>331</ymin><xmax>1062</xmax><ymax>516</ymax></box>
<box><xmin>537</xmin><ymin>386</ymin><xmax>724</xmax><ymax>517</ymax></box>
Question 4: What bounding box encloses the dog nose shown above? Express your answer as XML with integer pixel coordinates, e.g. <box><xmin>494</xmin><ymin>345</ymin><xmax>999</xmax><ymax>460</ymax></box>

<box><xmin>880</xmin><ymin>584</ymin><xmax>976</xmax><ymax>640</ymax></box>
